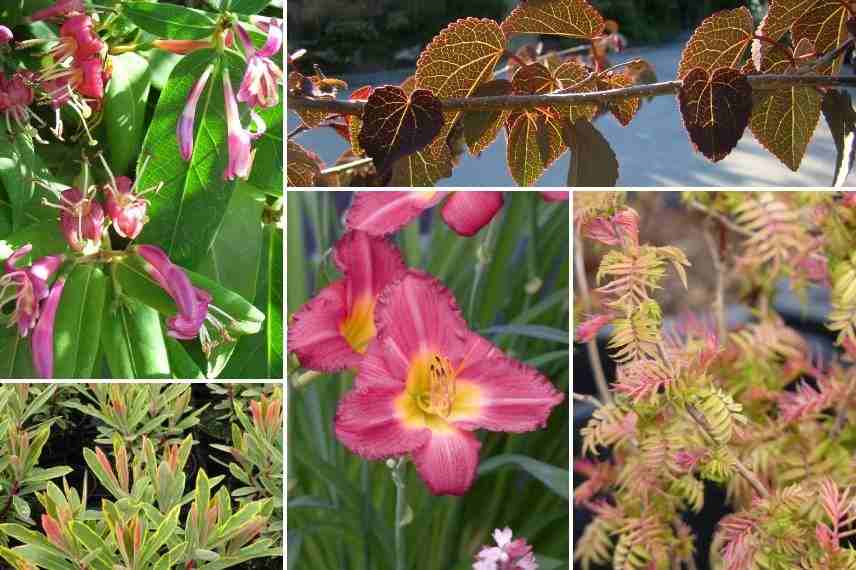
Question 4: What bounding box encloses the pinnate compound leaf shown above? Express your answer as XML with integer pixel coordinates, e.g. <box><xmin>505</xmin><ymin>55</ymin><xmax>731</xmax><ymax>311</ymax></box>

<box><xmin>677</xmin><ymin>7</ymin><xmax>754</xmax><ymax>79</ymax></box>
<box><xmin>123</xmin><ymin>2</ymin><xmax>217</xmax><ymax>40</ymax></box>
<box><xmin>822</xmin><ymin>89</ymin><xmax>856</xmax><ymax>186</ymax></box>
<box><xmin>506</xmin><ymin>112</ymin><xmax>564</xmax><ymax>186</ymax></box>
<box><xmin>562</xmin><ymin>119</ymin><xmax>619</xmax><ymax>187</ymax></box>
<box><xmin>678</xmin><ymin>67</ymin><xmax>752</xmax><ymax>162</ymax></box>
<box><xmin>501</xmin><ymin>0</ymin><xmax>605</xmax><ymax>40</ymax></box>
<box><xmin>749</xmin><ymin>50</ymin><xmax>822</xmax><ymax>171</ymax></box>
<box><xmin>357</xmin><ymin>86</ymin><xmax>444</xmax><ymax>174</ymax></box>
<box><xmin>416</xmin><ymin>18</ymin><xmax>507</xmax><ymax>155</ymax></box>
<box><xmin>286</xmin><ymin>141</ymin><xmax>322</xmax><ymax>187</ymax></box>
<box><xmin>462</xmin><ymin>79</ymin><xmax>513</xmax><ymax>155</ymax></box>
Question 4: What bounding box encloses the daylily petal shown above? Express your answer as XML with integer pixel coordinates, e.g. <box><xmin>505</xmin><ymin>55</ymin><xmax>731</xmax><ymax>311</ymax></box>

<box><xmin>334</xmin><ymin>386</ymin><xmax>431</xmax><ymax>459</ymax></box>
<box><xmin>539</xmin><ymin>191</ymin><xmax>569</xmax><ymax>202</ymax></box>
<box><xmin>334</xmin><ymin>230</ymin><xmax>406</xmax><ymax>307</ymax></box>
<box><xmin>440</xmin><ymin>191</ymin><xmax>504</xmax><ymax>236</ymax></box>
<box><xmin>451</xmin><ymin>334</ymin><xmax>564</xmax><ymax>432</ymax></box>
<box><xmin>411</xmin><ymin>428</ymin><xmax>481</xmax><ymax>496</ymax></box>
<box><xmin>32</xmin><ymin>278</ymin><xmax>65</xmax><ymax>379</ymax></box>
<box><xmin>373</xmin><ymin>270</ymin><xmax>470</xmax><ymax>367</ymax></box>
<box><xmin>287</xmin><ymin>280</ymin><xmax>362</xmax><ymax>372</ymax></box>
<box><xmin>346</xmin><ymin>191</ymin><xmax>447</xmax><ymax>236</ymax></box>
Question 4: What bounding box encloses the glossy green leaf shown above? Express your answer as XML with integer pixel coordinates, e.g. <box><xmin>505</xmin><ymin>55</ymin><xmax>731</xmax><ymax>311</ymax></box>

<box><xmin>53</xmin><ymin>264</ymin><xmax>108</xmax><ymax>378</ymax></box>
<box><xmin>165</xmin><ymin>337</ymin><xmax>205</xmax><ymax>379</ymax></box>
<box><xmin>0</xmin><ymin>125</ymin><xmax>46</xmax><ymax>229</ymax></box>
<box><xmin>0</xmin><ymin>325</ymin><xmax>36</xmax><ymax>379</ymax></box>
<box><xmin>103</xmin><ymin>52</ymin><xmax>152</xmax><ymax>176</ymax></box>
<box><xmin>248</xmin><ymin>104</ymin><xmax>284</xmax><ymax>195</ymax></box>
<box><xmin>101</xmin><ymin>295</ymin><xmax>171</xmax><ymax>379</ymax></box>
<box><xmin>477</xmin><ymin>454</ymin><xmax>569</xmax><ymax>500</ymax></box>
<box><xmin>229</xmin><ymin>0</ymin><xmax>270</xmax><ymax>15</ymax></box>
<box><xmin>123</xmin><ymin>2</ymin><xmax>218</xmax><ymax>40</ymax></box>
<box><xmin>137</xmin><ymin>49</ymin><xmax>246</xmax><ymax>268</ymax></box>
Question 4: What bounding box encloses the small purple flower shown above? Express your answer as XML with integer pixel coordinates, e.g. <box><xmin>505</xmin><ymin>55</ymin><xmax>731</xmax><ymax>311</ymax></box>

<box><xmin>31</xmin><ymin>277</ymin><xmax>65</xmax><ymax>379</ymax></box>
<box><xmin>0</xmin><ymin>245</ymin><xmax>64</xmax><ymax>338</ymax></box>
<box><xmin>223</xmin><ymin>69</ymin><xmax>265</xmax><ymax>181</ymax></box>
<box><xmin>0</xmin><ymin>25</ymin><xmax>13</xmax><ymax>45</ymax></box>
<box><xmin>58</xmin><ymin>188</ymin><xmax>104</xmax><ymax>254</ymax></box>
<box><xmin>177</xmin><ymin>64</ymin><xmax>213</xmax><ymax>161</ymax></box>
<box><xmin>235</xmin><ymin>21</ymin><xmax>283</xmax><ymax>109</ymax></box>
<box><xmin>136</xmin><ymin>245</ymin><xmax>211</xmax><ymax>340</ymax></box>
<box><xmin>103</xmin><ymin>176</ymin><xmax>148</xmax><ymax>239</ymax></box>
<box><xmin>473</xmin><ymin>528</ymin><xmax>538</xmax><ymax>570</ymax></box>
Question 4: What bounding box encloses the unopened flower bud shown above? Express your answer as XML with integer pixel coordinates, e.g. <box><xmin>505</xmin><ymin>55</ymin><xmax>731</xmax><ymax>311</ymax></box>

<box><xmin>103</xmin><ymin>176</ymin><xmax>147</xmax><ymax>239</ymax></box>
<box><xmin>0</xmin><ymin>25</ymin><xmax>13</xmax><ymax>44</ymax></box>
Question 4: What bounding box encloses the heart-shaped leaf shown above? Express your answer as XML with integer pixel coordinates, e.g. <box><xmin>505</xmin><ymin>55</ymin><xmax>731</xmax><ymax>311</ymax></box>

<box><xmin>358</xmin><ymin>86</ymin><xmax>444</xmax><ymax>174</ymax></box>
<box><xmin>462</xmin><ymin>79</ymin><xmax>513</xmax><ymax>156</ymax></box>
<box><xmin>562</xmin><ymin>119</ymin><xmax>618</xmax><ymax>186</ymax></box>
<box><xmin>677</xmin><ymin>7</ymin><xmax>754</xmax><ymax>79</ymax></box>
<box><xmin>501</xmin><ymin>0</ymin><xmax>605</xmax><ymax>40</ymax></box>
<box><xmin>678</xmin><ymin>67</ymin><xmax>752</xmax><ymax>162</ymax></box>
<box><xmin>760</xmin><ymin>0</ymin><xmax>850</xmax><ymax>75</ymax></box>
<box><xmin>506</xmin><ymin>112</ymin><xmax>564</xmax><ymax>186</ymax></box>
<box><xmin>287</xmin><ymin>141</ymin><xmax>323</xmax><ymax>187</ymax></box>
<box><xmin>390</xmin><ymin>146</ymin><xmax>454</xmax><ymax>186</ymax></box>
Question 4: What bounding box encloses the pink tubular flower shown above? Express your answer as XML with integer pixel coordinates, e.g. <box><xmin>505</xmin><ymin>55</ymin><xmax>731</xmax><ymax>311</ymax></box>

<box><xmin>0</xmin><ymin>25</ymin><xmax>12</xmax><ymax>44</ymax></box>
<box><xmin>177</xmin><ymin>65</ymin><xmax>214</xmax><ymax>161</ymax></box>
<box><xmin>58</xmin><ymin>188</ymin><xmax>104</xmax><ymax>253</ymax></box>
<box><xmin>473</xmin><ymin>528</ymin><xmax>538</xmax><ymax>570</ymax></box>
<box><xmin>346</xmin><ymin>191</ymin><xmax>505</xmax><ymax>237</ymax></box>
<box><xmin>30</xmin><ymin>0</ymin><xmax>85</xmax><ymax>21</ymax></box>
<box><xmin>0</xmin><ymin>72</ymin><xmax>35</xmax><ymax>129</ymax></box>
<box><xmin>0</xmin><ymin>245</ymin><xmax>64</xmax><ymax>337</ymax></box>
<box><xmin>136</xmin><ymin>245</ymin><xmax>211</xmax><ymax>341</ymax></box>
<box><xmin>31</xmin><ymin>277</ymin><xmax>65</xmax><ymax>379</ymax></box>
<box><xmin>334</xmin><ymin>271</ymin><xmax>564</xmax><ymax>496</ymax></box>
<box><xmin>55</xmin><ymin>15</ymin><xmax>105</xmax><ymax>62</ymax></box>
<box><xmin>153</xmin><ymin>39</ymin><xmax>213</xmax><ymax>55</ymax></box>
<box><xmin>288</xmin><ymin>231</ymin><xmax>406</xmax><ymax>372</ymax></box>
<box><xmin>223</xmin><ymin>69</ymin><xmax>265</xmax><ymax>180</ymax></box>
<box><xmin>235</xmin><ymin>20</ymin><xmax>283</xmax><ymax>109</ymax></box>
<box><xmin>102</xmin><ymin>176</ymin><xmax>148</xmax><ymax>239</ymax></box>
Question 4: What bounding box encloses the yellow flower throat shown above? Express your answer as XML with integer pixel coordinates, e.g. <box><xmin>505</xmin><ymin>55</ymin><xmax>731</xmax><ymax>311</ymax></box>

<box><xmin>416</xmin><ymin>354</ymin><xmax>456</xmax><ymax>418</ymax></box>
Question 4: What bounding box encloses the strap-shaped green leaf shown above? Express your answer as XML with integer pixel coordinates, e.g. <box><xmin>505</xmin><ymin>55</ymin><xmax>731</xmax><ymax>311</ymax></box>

<box><xmin>123</xmin><ymin>2</ymin><xmax>218</xmax><ymax>40</ymax></box>
<box><xmin>103</xmin><ymin>52</ymin><xmax>152</xmax><ymax>176</ymax></box>
<box><xmin>53</xmin><ymin>264</ymin><xmax>107</xmax><ymax>378</ymax></box>
<box><xmin>477</xmin><ymin>454</ymin><xmax>569</xmax><ymax>500</ymax></box>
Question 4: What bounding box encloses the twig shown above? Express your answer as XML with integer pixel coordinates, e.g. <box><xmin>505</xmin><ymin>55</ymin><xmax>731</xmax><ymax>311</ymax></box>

<box><xmin>319</xmin><ymin>157</ymin><xmax>373</xmax><ymax>176</ymax></box>
<box><xmin>702</xmin><ymin>220</ymin><xmax>728</xmax><ymax>345</ymax></box>
<box><xmin>686</xmin><ymin>200</ymin><xmax>752</xmax><ymax>238</ymax></box>
<box><xmin>573</xmin><ymin>392</ymin><xmax>604</xmax><ymax>408</ymax></box>
<box><xmin>685</xmin><ymin>404</ymin><xmax>769</xmax><ymax>498</ymax></box>
<box><xmin>494</xmin><ymin>44</ymin><xmax>591</xmax><ymax>77</ymax></box>
<box><xmin>574</xmin><ymin>228</ymin><xmax>612</xmax><ymax>405</ymax></box>
<box><xmin>287</xmin><ymin>124</ymin><xmax>310</xmax><ymax>139</ymax></box>
<box><xmin>288</xmin><ymin>74</ymin><xmax>856</xmax><ymax>116</ymax></box>
<box><xmin>799</xmin><ymin>38</ymin><xmax>855</xmax><ymax>74</ymax></box>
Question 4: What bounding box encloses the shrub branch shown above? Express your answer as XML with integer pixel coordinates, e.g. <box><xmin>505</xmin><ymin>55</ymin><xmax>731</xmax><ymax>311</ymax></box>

<box><xmin>289</xmin><ymin>74</ymin><xmax>856</xmax><ymax>116</ymax></box>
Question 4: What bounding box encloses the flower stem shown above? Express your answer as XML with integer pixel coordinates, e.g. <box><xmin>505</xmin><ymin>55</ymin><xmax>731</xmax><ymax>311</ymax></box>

<box><xmin>467</xmin><ymin>214</ymin><xmax>499</xmax><ymax>326</ymax></box>
<box><xmin>392</xmin><ymin>458</ymin><xmax>408</xmax><ymax>570</ymax></box>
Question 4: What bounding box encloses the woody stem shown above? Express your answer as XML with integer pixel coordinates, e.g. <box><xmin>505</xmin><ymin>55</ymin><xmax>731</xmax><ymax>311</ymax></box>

<box><xmin>289</xmin><ymin>73</ymin><xmax>856</xmax><ymax>116</ymax></box>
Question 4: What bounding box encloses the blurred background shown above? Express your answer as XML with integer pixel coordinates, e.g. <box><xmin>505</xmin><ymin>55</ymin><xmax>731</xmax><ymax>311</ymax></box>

<box><xmin>286</xmin><ymin>0</ymin><xmax>856</xmax><ymax>187</ymax></box>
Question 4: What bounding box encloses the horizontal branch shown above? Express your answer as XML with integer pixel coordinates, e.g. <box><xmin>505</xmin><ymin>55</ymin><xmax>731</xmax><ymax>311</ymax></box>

<box><xmin>289</xmin><ymin>74</ymin><xmax>856</xmax><ymax>116</ymax></box>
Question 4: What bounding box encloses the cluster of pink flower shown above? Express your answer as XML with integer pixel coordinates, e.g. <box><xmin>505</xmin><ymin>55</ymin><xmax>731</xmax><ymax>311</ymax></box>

<box><xmin>177</xmin><ymin>16</ymin><xmax>283</xmax><ymax>180</ymax></box>
<box><xmin>16</xmin><ymin>0</ymin><xmax>112</xmax><ymax>137</ymax></box>
<box><xmin>289</xmin><ymin>191</ymin><xmax>567</xmax><ymax>496</ymax></box>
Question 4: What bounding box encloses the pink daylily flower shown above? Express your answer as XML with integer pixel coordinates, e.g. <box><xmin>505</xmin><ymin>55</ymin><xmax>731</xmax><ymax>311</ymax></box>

<box><xmin>177</xmin><ymin>64</ymin><xmax>213</xmax><ymax>161</ymax></box>
<box><xmin>288</xmin><ymin>230</ymin><xmax>407</xmax><ymax>372</ymax></box>
<box><xmin>334</xmin><ymin>271</ymin><xmax>564</xmax><ymax>496</ymax></box>
<box><xmin>346</xmin><ymin>191</ymin><xmax>568</xmax><ymax>237</ymax></box>
<box><xmin>223</xmin><ymin>69</ymin><xmax>265</xmax><ymax>180</ymax></box>
<box><xmin>0</xmin><ymin>245</ymin><xmax>64</xmax><ymax>337</ymax></box>
<box><xmin>234</xmin><ymin>20</ymin><xmax>283</xmax><ymax>109</ymax></box>
<box><xmin>58</xmin><ymin>188</ymin><xmax>104</xmax><ymax>254</ymax></box>
<box><xmin>31</xmin><ymin>277</ymin><xmax>65</xmax><ymax>379</ymax></box>
<box><xmin>346</xmin><ymin>191</ymin><xmax>503</xmax><ymax>237</ymax></box>
<box><xmin>136</xmin><ymin>245</ymin><xmax>211</xmax><ymax>341</ymax></box>
<box><xmin>103</xmin><ymin>176</ymin><xmax>148</xmax><ymax>239</ymax></box>
<box><xmin>30</xmin><ymin>0</ymin><xmax>85</xmax><ymax>21</ymax></box>
<box><xmin>473</xmin><ymin>527</ymin><xmax>538</xmax><ymax>570</ymax></box>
